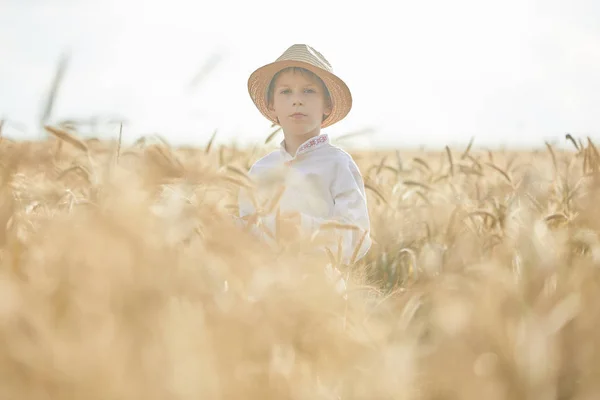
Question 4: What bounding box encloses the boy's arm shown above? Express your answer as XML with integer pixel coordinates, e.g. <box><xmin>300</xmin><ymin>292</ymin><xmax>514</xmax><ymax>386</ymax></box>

<box><xmin>239</xmin><ymin>161</ymin><xmax>262</xmax><ymax>218</ymax></box>
<box><xmin>237</xmin><ymin>165</ymin><xmax>279</xmax><ymax>241</ymax></box>
<box><xmin>238</xmin><ymin>185</ymin><xmax>255</xmax><ymax>219</ymax></box>
<box><xmin>237</xmin><ymin>166</ymin><xmax>268</xmax><ymax>232</ymax></box>
<box><xmin>297</xmin><ymin>157</ymin><xmax>372</xmax><ymax>264</ymax></box>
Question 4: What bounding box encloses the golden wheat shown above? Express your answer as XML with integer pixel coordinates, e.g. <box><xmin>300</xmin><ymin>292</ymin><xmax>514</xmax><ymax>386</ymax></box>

<box><xmin>1</xmin><ymin>126</ymin><xmax>599</xmax><ymax>399</ymax></box>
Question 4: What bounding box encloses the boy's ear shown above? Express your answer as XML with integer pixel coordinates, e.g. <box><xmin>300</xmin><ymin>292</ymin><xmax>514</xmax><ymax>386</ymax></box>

<box><xmin>324</xmin><ymin>101</ymin><xmax>332</xmax><ymax>117</ymax></box>
<box><xmin>266</xmin><ymin>102</ymin><xmax>277</xmax><ymax>118</ymax></box>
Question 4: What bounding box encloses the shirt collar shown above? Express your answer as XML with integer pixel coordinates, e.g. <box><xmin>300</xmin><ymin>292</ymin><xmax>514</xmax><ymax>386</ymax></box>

<box><xmin>279</xmin><ymin>134</ymin><xmax>330</xmax><ymax>159</ymax></box>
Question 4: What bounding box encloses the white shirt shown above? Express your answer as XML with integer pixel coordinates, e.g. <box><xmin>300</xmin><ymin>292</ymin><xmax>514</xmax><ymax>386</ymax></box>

<box><xmin>237</xmin><ymin>133</ymin><xmax>372</xmax><ymax>265</ymax></box>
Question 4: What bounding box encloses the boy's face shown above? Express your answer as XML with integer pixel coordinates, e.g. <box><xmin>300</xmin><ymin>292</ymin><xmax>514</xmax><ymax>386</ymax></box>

<box><xmin>268</xmin><ymin>69</ymin><xmax>332</xmax><ymax>139</ymax></box>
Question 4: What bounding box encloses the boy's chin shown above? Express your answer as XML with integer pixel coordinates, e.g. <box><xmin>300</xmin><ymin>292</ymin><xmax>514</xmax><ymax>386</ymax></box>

<box><xmin>283</xmin><ymin>125</ymin><xmax>320</xmax><ymax>138</ymax></box>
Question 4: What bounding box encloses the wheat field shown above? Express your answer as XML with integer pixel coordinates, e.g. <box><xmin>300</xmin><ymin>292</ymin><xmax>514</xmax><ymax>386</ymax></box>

<box><xmin>1</xmin><ymin>124</ymin><xmax>599</xmax><ymax>399</ymax></box>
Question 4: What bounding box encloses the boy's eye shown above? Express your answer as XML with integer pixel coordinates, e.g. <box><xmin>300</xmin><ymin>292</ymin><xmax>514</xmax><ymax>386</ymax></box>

<box><xmin>278</xmin><ymin>88</ymin><xmax>316</xmax><ymax>94</ymax></box>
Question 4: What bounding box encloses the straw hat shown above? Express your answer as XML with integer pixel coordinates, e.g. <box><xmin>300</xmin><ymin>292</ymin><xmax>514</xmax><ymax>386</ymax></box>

<box><xmin>248</xmin><ymin>44</ymin><xmax>352</xmax><ymax>129</ymax></box>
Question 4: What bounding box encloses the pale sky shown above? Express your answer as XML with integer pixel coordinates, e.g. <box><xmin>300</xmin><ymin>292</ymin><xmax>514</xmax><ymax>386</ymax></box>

<box><xmin>1</xmin><ymin>0</ymin><xmax>599</xmax><ymax>149</ymax></box>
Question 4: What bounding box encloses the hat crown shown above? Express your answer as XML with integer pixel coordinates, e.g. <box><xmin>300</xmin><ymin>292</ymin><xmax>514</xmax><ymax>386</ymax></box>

<box><xmin>275</xmin><ymin>44</ymin><xmax>333</xmax><ymax>73</ymax></box>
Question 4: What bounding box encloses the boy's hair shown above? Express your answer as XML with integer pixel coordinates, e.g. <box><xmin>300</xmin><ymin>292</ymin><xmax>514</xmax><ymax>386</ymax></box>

<box><xmin>266</xmin><ymin>67</ymin><xmax>332</xmax><ymax>122</ymax></box>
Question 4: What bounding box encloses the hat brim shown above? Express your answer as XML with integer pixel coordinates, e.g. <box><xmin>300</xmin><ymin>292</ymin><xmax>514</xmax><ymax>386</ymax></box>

<box><xmin>247</xmin><ymin>59</ymin><xmax>352</xmax><ymax>129</ymax></box>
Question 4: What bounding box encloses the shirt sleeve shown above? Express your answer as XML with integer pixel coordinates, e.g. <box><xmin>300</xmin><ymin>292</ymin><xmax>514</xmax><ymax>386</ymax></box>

<box><xmin>238</xmin><ymin>177</ymin><xmax>255</xmax><ymax>219</ymax></box>
<box><xmin>237</xmin><ymin>165</ymin><xmax>277</xmax><ymax>241</ymax></box>
<box><xmin>298</xmin><ymin>156</ymin><xmax>372</xmax><ymax>264</ymax></box>
<box><xmin>237</xmin><ymin>160</ymin><xmax>256</xmax><ymax>218</ymax></box>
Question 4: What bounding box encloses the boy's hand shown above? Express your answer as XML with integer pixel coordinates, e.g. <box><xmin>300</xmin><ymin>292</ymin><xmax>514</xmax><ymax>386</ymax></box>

<box><xmin>280</xmin><ymin>211</ymin><xmax>300</xmax><ymax>224</ymax></box>
<box><xmin>276</xmin><ymin>211</ymin><xmax>302</xmax><ymax>240</ymax></box>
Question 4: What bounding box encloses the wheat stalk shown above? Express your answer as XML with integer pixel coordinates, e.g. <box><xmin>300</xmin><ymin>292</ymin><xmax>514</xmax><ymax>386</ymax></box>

<box><xmin>44</xmin><ymin>125</ymin><xmax>89</xmax><ymax>153</ymax></box>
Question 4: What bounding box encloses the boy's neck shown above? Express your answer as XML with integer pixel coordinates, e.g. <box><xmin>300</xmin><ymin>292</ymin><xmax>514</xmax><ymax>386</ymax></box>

<box><xmin>283</xmin><ymin>131</ymin><xmax>321</xmax><ymax>157</ymax></box>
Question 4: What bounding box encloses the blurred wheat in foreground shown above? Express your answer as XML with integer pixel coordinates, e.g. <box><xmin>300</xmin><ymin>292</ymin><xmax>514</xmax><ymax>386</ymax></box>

<box><xmin>2</xmin><ymin>127</ymin><xmax>600</xmax><ymax>400</ymax></box>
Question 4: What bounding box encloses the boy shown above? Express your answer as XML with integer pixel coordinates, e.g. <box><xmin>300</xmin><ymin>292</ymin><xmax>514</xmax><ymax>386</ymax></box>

<box><xmin>239</xmin><ymin>44</ymin><xmax>372</xmax><ymax>266</ymax></box>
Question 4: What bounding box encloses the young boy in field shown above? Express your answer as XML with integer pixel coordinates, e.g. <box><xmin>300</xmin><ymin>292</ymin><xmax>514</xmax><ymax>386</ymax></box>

<box><xmin>238</xmin><ymin>44</ymin><xmax>372</xmax><ymax>268</ymax></box>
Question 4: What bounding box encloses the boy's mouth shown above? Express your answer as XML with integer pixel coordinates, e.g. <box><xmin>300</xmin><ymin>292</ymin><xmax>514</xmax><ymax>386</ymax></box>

<box><xmin>290</xmin><ymin>112</ymin><xmax>307</xmax><ymax>117</ymax></box>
